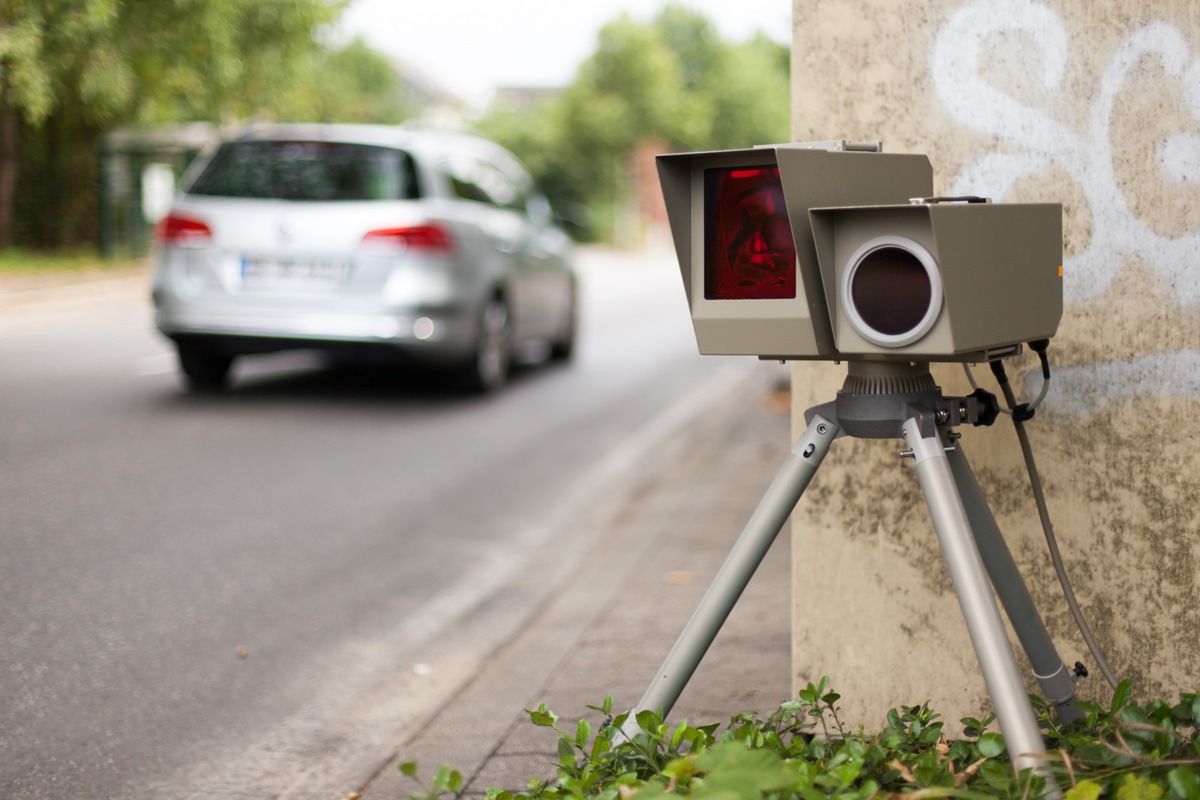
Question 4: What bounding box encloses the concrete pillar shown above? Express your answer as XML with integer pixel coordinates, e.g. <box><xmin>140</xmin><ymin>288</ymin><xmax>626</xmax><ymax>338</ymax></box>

<box><xmin>789</xmin><ymin>0</ymin><xmax>1200</xmax><ymax>726</ymax></box>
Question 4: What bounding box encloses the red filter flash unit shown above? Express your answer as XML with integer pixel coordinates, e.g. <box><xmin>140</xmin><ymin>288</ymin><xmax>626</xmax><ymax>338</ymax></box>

<box><xmin>704</xmin><ymin>166</ymin><xmax>797</xmax><ymax>300</ymax></box>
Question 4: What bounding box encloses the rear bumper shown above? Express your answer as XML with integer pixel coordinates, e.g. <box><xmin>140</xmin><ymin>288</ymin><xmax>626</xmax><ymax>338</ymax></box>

<box><xmin>150</xmin><ymin>240</ymin><xmax>496</xmax><ymax>364</ymax></box>
<box><xmin>154</xmin><ymin>303</ymin><xmax>475</xmax><ymax>363</ymax></box>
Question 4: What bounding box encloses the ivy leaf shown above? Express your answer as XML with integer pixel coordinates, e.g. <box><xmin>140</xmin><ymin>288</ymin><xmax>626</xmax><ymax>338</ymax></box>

<box><xmin>979</xmin><ymin>759</ymin><xmax>1014</xmax><ymax>791</ymax></box>
<box><xmin>1115</xmin><ymin>773</ymin><xmax>1164</xmax><ymax>800</ymax></box>
<box><xmin>635</xmin><ymin>709</ymin><xmax>662</xmax><ymax>735</ymax></box>
<box><xmin>589</xmin><ymin>731</ymin><xmax>612</xmax><ymax>761</ymax></box>
<box><xmin>694</xmin><ymin>741</ymin><xmax>798</xmax><ymax>795</ymax></box>
<box><xmin>977</xmin><ymin>732</ymin><xmax>1006</xmax><ymax>758</ymax></box>
<box><xmin>1064</xmin><ymin>780</ymin><xmax>1103</xmax><ymax>800</ymax></box>
<box><xmin>1167</xmin><ymin>767</ymin><xmax>1200</xmax><ymax>798</ymax></box>
<box><xmin>1110</xmin><ymin>680</ymin><xmax>1134</xmax><ymax>714</ymax></box>
<box><xmin>575</xmin><ymin>718</ymin><xmax>591</xmax><ymax>749</ymax></box>
<box><xmin>586</xmin><ymin>696</ymin><xmax>614</xmax><ymax>716</ymax></box>
<box><xmin>433</xmin><ymin>764</ymin><xmax>463</xmax><ymax>793</ymax></box>
<box><xmin>557</xmin><ymin>736</ymin><xmax>575</xmax><ymax>766</ymax></box>
<box><xmin>528</xmin><ymin>704</ymin><xmax>558</xmax><ymax>728</ymax></box>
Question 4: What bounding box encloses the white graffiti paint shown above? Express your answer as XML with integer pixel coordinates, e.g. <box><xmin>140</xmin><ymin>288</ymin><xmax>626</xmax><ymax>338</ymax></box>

<box><xmin>933</xmin><ymin>1</ymin><xmax>1200</xmax><ymax>304</ymax></box>
<box><xmin>1027</xmin><ymin>351</ymin><xmax>1200</xmax><ymax>418</ymax></box>
<box><xmin>933</xmin><ymin>0</ymin><xmax>1200</xmax><ymax>412</ymax></box>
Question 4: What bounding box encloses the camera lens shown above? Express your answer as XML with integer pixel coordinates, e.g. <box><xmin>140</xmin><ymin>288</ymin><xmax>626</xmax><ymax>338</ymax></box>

<box><xmin>851</xmin><ymin>247</ymin><xmax>932</xmax><ymax>336</ymax></box>
<box><xmin>841</xmin><ymin>235</ymin><xmax>942</xmax><ymax>348</ymax></box>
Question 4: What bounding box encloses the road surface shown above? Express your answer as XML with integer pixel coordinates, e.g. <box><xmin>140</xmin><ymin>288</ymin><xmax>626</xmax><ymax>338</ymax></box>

<box><xmin>0</xmin><ymin>247</ymin><xmax>761</xmax><ymax>799</ymax></box>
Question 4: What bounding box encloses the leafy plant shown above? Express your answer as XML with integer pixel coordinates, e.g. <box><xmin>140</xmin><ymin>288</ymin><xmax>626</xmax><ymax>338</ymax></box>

<box><xmin>401</xmin><ymin>679</ymin><xmax>1200</xmax><ymax>800</ymax></box>
<box><xmin>398</xmin><ymin>761</ymin><xmax>464</xmax><ymax>800</ymax></box>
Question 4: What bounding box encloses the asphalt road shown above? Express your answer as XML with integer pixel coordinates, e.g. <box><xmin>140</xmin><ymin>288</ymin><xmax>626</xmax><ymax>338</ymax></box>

<box><xmin>0</xmin><ymin>248</ymin><xmax>758</xmax><ymax>800</ymax></box>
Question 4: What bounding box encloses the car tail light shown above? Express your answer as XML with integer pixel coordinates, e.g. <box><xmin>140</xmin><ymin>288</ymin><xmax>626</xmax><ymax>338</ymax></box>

<box><xmin>362</xmin><ymin>223</ymin><xmax>454</xmax><ymax>253</ymax></box>
<box><xmin>156</xmin><ymin>213</ymin><xmax>213</xmax><ymax>246</ymax></box>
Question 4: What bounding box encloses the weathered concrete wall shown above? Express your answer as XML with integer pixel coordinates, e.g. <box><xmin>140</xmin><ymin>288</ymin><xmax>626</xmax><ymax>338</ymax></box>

<box><xmin>789</xmin><ymin>0</ymin><xmax>1200</xmax><ymax>726</ymax></box>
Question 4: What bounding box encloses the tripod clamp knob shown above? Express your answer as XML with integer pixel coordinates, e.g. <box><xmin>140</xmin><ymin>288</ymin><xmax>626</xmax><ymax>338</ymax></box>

<box><xmin>929</xmin><ymin>389</ymin><xmax>999</xmax><ymax>430</ymax></box>
<box><xmin>968</xmin><ymin>388</ymin><xmax>1001</xmax><ymax>427</ymax></box>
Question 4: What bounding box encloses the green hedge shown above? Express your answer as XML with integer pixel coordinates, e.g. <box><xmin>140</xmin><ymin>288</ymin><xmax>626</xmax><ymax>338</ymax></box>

<box><xmin>402</xmin><ymin>678</ymin><xmax>1200</xmax><ymax>800</ymax></box>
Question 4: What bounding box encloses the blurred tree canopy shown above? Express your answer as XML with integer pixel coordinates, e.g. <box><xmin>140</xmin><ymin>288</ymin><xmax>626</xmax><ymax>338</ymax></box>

<box><xmin>478</xmin><ymin>5</ymin><xmax>790</xmax><ymax>241</ymax></box>
<box><xmin>0</xmin><ymin>0</ymin><xmax>413</xmax><ymax>248</ymax></box>
<box><xmin>0</xmin><ymin>1</ymin><xmax>787</xmax><ymax>249</ymax></box>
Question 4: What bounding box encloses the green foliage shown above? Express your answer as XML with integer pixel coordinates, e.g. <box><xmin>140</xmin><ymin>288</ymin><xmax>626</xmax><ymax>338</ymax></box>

<box><xmin>399</xmin><ymin>761</ymin><xmax>464</xmax><ymax>800</ymax></box>
<box><xmin>0</xmin><ymin>246</ymin><xmax>137</xmax><ymax>274</ymax></box>
<box><xmin>0</xmin><ymin>0</ymin><xmax>414</xmax><ymax>248</ymax></box>
<box><xmin>0</xmin><ymin>0</ymin><xmax>345</xmax><ymax>128</ymax></box>
<box><xmin>706</xmin><ymin>35</ymin><xmax>790</xmax><ymax>151</ymax></box>
<box><xmin>477</xmin><ymin>4</ymin><xmax>789</xmax><ymax>241</ymax></box>
<box><xmin>403</xmin><ymin>679</ymin><xmax>1200</xmax><ymax>800</ymax></box>
<box><xmin>275</xmin><ymin>37</ymin><xmax>415</xmax><ymax>125</ymax></box>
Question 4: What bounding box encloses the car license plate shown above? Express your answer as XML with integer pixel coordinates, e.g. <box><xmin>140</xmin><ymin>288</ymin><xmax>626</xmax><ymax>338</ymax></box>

<box><xmin>241</xmin><ymin>257</ymin><xmax>349</xmax><ymax>286</ymax></box>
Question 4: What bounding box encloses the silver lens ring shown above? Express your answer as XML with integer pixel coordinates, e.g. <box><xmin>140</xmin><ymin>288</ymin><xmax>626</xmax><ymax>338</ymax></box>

<box><xmin>839</xmin><ymin>234</ymin><xmax>943</xmax><ymax>348</ymax></box>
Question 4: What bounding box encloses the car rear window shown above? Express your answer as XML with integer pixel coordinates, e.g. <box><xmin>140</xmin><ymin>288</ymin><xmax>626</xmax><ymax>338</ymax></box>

<box><xmin>187</xmin><ymin>140</ymin><xmax>421</xmax><ymax>201</ymax></box>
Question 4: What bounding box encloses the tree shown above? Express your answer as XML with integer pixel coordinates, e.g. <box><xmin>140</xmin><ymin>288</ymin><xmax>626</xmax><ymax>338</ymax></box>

<box><xmin>477</xmin><ymin>4</ymin><xmax>789</xmax><ymax>242</ymax></box>
<box><xmin>706</xmin><ymin>35</ymin><xmax>790</xmax><ymax>150</ymax></box>
<box><xmin>555</xmin><ymin>15</ymin><xmax>693</xmax><ymax>218</ymax></box>
<box><xmin>654</xmin><ymin>4</ymin><xmax>724</xmax><ymax>94</ymax></box>
<box><xmin>277</xmin><ymin>37</ymin><xmax>416</xmax><ymax>125</ymax></box>
<box><xmin>0</xmin><ymin>1</ymin><xmax>116</xmax><ymax>245</ymax></box>
<box><xmin>0</xmin><ymin>0</ymin><xmax>345</xmax><ymax>247</ymax></box>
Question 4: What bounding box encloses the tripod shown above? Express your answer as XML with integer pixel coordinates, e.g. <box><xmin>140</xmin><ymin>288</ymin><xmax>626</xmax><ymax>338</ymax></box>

<box><xmin>620</xmin><ymin>361</ymin><xmax>1082</xmax><ymax>779</ymax></box>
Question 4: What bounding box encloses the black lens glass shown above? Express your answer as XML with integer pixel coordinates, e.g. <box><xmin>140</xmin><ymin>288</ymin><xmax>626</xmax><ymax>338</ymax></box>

<box><xmin>850</xmin><ymin>247</ymin><xmax>933</xmax><ymax>336</ymax></box>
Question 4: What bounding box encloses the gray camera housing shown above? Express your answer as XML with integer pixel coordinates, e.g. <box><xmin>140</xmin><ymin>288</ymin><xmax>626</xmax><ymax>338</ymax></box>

<box><xmin>809</xmin><ymin>201</ymin><xmax>1063</xmax><ymax>361</ymax></box>
<box><xmin>656</xmin><ymin>143</ymin><xmax>1063</xmax><ymax>362</ymax></box>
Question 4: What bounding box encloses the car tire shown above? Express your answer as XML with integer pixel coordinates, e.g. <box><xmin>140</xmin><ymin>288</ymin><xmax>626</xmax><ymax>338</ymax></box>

<box><xmin>457</xmin><ymin>295</ymin><xmax>512</xmax><ymax>393</ymax></box>
<box><xmin>549</xmin><ymin>286</ymin><xmax>577</xmax><ymax>362</ymax></box>
<box><xmin>177</xmin><ymin>342</ymin><xmax>234</xmax><ymax>392</ymax></box>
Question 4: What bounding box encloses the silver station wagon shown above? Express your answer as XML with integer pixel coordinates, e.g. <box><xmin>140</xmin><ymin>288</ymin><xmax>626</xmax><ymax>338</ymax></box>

<box><xmin>152</xmin><ymin>124</ymin><xmax>577</xmax><ymax>392</ymax></box>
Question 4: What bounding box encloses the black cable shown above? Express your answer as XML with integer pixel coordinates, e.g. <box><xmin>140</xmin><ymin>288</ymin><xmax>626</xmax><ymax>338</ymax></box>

<box><xmin>989</xmin><ymin>354</ymin><xmax>1120</xmax><ymax>692</ymax></box>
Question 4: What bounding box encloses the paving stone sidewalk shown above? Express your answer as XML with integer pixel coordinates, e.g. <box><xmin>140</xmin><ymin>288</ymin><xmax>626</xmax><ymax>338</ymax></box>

<box><xmin>361</xmin><ymin>362</ymin><xmax>797</xmax><ymax>800</ymax></box>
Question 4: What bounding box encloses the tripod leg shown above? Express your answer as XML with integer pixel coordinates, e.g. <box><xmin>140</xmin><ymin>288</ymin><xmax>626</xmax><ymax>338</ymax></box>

<box><xmin>901</xmin><ymin>418</ymin><xmax>1051</xmax><ymax>781</ymax></box>
<box><xmin>618</xmin><ymin>413</ymin><xmax>840</xmax><ymax>741</ymax></box>
<box><xmin>947</xmin><ymin>443</ymin><xmax>1083</xmax><ymax>724</ymax></box>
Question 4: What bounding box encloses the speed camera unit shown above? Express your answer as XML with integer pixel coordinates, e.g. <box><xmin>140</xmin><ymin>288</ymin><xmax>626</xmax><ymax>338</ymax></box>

<box><xmin>656</xmin><ymin>142</ymin><xmax>1063</xmax><ymax>362</ymax></box>
<box><xmin>657</xmin><ymin>142</ymin><xmax>934</xmax><ymax>360</ymax></box>
<box><xmin>637</xmin><ymin>142</ymin><xmax>1079</xmax><ymax>783</ymax></box>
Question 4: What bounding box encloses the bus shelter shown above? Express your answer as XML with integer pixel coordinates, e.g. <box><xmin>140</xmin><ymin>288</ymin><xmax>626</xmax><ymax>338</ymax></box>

<box><xmin>99</xmin><ymin>124</ymin><xmax>218</xmax><ymax>259</ymax></box>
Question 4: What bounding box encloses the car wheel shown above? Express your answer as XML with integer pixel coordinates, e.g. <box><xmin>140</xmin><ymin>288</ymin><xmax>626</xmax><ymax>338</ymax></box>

<box><xmin>177</xmin><ymin>342</ymin><xmax>234</xmax><ymax>392</ymax></box>
<box><xmin>458</xmin><ymin>295</ymin><xmax>512</xmax><ymax>393</ymax></box>
<box><xmin>550</xmin><ymin>287</ymin><xmax>577</xmax><ymax>362</ymax></box>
